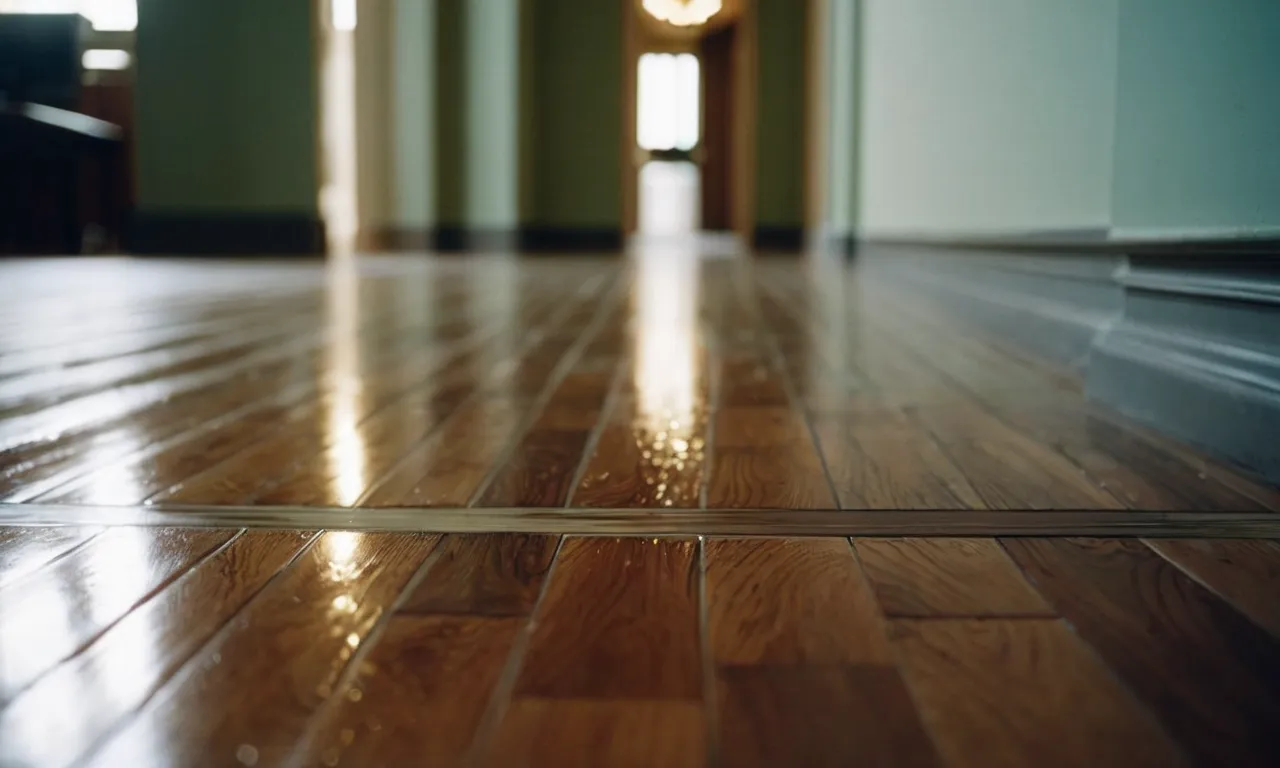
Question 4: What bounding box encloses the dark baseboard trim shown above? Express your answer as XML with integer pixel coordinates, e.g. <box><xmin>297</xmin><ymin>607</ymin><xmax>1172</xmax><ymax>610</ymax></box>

<box><xmin>753</xmin><ymin>226</ymin><xmax>805</xmax><ymax>251</ymax></box>
<box><xmin>396</xmin><ymin>227</ymin><xmax>623</xmax><ymax>253</ymax></box>
<box><xmin>364</xmin><ymin>227</ymin><xmax>433</xmax><ymax>251</ymax></box>
<box><xmin>130</xmin><ymin>211</ymin><xmax>325</xmax><ymax>256</ymax></box>
<box><xmin>518</xmin><ymin>227</ymin><xmax>623</xmax><ymax>253</ymax></box>
<box><xmin>428</xmin><ymin>227</ymin><xmax>518</xmax><ymax>253</ymax></box>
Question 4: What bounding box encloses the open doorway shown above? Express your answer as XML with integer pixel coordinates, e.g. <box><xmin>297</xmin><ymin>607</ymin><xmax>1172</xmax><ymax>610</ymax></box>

<box><xmin>622</xmin><ymin>0</ymin><xmax>755</xmax><ymax>243</ymax></box>
<box><xmin>636</xmin><ymin>52</ymin><xmax>700</xmax><ymax>236</ymax></box>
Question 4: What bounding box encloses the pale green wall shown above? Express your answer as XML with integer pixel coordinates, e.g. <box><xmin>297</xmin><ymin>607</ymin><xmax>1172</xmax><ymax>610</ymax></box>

<box><xmin>825</xmin><ymin>0</ymin><xmax>859</xmax><ymax>234</ymax></box>
<box><xmin>392</xmin><ymin>0</ymin><xmax>435</xmax><ymax>228</ymax></box>
<box><xmin>465</xmin><ymin>0</ymin><xmax>520</xmax><ymax>229</ymax></box>
<box><xmin>526</xmin><ymin>0</ymin><xmax>623</xmax><ymax>229</ymax></box>
<box><xmin>1111</xmin><ymin>0</ymin><xmax>1280</xmax><ymax>238</ymax></box>
<box><xmin>857</xmin><ymin>0</ymin><xmax>1118</xmax><ymax>236</ymax></box>
<box><xmin>755</xmin><ymin>0</ymin><xmax>807</xmax><ymax>229</ymax></box>
<box><xmin>134</xmin><ymin>0</ymin><xmax>318</xmax><ymax>213</ymax></box>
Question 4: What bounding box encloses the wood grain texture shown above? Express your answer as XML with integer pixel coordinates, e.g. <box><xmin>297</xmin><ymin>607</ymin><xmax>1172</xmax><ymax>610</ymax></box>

<box><xmin>891</xmin><ymin>618</ymin><xmax>1187</xmax><ymax>768</ymax></box>
<box><xmin>298</xmin><ymin>615</ymin><xmax>521</xmax><ymax>768</ymax></box>
<box><xmin>360</xmin><ymin>398</ymin><xmax>526</xmax><ymax>506</ymax></box>
<box><xmin>399</xmin><ymin>533</ymin><xmax>558</xmax><ymax>617</ymax></box>
<box><xmin>991</xmin><ymin>401</ymin><xmax>1268</xmax><ymax>511</ymax></box>
<box><xmin>854</xmin><ymin>537</ymin><xmax>1053</xmax><ymax>618</ymax></box>
<box><xmin>84</xmin><ymin>531</ymin><xmax>438</xmax><ymax>768</ymax></box>
<box><xmin>817</xmin><ymin>421</ymin><xmax>986</xmax><ymax>509</ymax></box>
<box><xmin>514</xmin><ymin>537</ymin><xmax>701</xmax><ymax>699</ymax></box>
<box><xmin>705</xmin><ymin>537</ymin><xmax>892</xmax><ymax>664</ymax></box>
<box><xmin>483</xmin><ymin>699</ymin><xmax>705</xmax><ymax>768</ymax></box>
<box><xmin>476</xmin><ymin>430</ymin><xmax>593</xmax><ymax>507</ymax></box>
<box><xmin>915</xmin><ymin>405</ymin><xmax>1124</xmax><ymax>510</ymax></box>
<box><xmin>1003</xmin><ymin>538</ymin><xmax>1280</xmax><ymax>766</ymax></box>
<box><xmin>1147</xmin><ymin>538</ymin><xmax>1280</xmax><ymax>639</ymax></box>
<box><xmin>706</xmin><ymin>449</ymin><xmax>836</xmax><ymax>509</ymax></box>
<box><xmin>717</xmin><ymin>665</ymin><xmax>940</xmax><ymax>768</ymax></box>
<box><xmin>1</xmin><ymin>256</ymin><xmax>1275</xmax><ymax>514</ymax></box>
<box><xmin>0</xmin><ymin>526</ymin><xmax>231</xmax><ymax>702</ymax></box>
<box><xmin>0</xmin><ymin>529</ymin><xmax>307</xmax><ymax>768</ymax></box>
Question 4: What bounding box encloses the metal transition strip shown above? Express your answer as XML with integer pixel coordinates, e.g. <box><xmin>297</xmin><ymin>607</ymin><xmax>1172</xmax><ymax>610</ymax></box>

<box><xmin>0</xmin><ymin>503</ymin><xmax>1277</xmax><ymax>538</ymax></box>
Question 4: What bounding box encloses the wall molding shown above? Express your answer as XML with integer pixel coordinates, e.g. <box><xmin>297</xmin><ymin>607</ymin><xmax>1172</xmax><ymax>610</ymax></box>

<box><xmin>1089</xmin><ymin>255</ymin><xmax>1280</xmax><ymax>481</ymax></box>
<box><xmin>863</xmin><ymin>239</ymin><xmax>1280</xmax><ymax>483</ymax></box>
<box><xmin>862</xmin><ymin>244</ymin><xmax>1123</xmax><ymax>368</ymax></box>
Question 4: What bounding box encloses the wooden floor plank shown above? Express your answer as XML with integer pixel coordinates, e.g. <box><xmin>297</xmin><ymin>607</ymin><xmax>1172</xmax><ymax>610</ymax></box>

<box><xmin>1146</xmin><ymin>538</ymin><xmax>1280</xmax><ymax>639</ymax></box>
<box><xmin>915</xmin><ymin>404</ymin><xmax>1124</xmax><ymax>510</ymax></box>
<box><xmin>511</xmin><ymin>536</ymin><xmax>701</xmax><ymax>700</ymax></box>
<box><xmin>0</xmin><ymin>529</ymin><xmax>307</xmax><ymax>768</ymax></box>
<box><xmin>817</xmin><ymin>421</ymin><xmax>987</xmax><ymax>509</ymax></box>
<box><xmin>0</xmin><ymin>526</ymin><xmax>232</xmax><ymax>702</ymax></box>
<box><xmin>853</xmin><ymin>537</ymin><xmax>1054</xmax><ymax>618</ymax></box>
<box><xmin>717</xmin><ymin>665</ymin><xmax>940</xmax><ymax>768</ymax></box>
<box><xmin>990</xmin><ymin>400</ymin><xmax>1269</xmax><ymax>511</ymax></box>
<box><xmin>83</xmin><ymin>531</ymin><xmax>438</xmax><ymax>768</ymax></box>
<box><xmin>0</xmin><ymin>525</ymin><xmax>101</xmax><ymax>590</ymax></box>
<box><xmin>571</xmin><ymin>395</ymin><xmax>709</xmax><ymax>509</ymax></box>
<box><xmin>297</xmin><ymin>615</ymin><xmax>522</xmax><ymax>768</ymax></box>
<box><xmin>1003</xmin><ymin>538</ymin><xmax>1280</xmax><ymax>765</ymax></box>
<box><xmin>483</xmin><ymin>699</ymin><xmax>706</xmax><ymax>768</ymax></box>
<box><xmin>360</xmin><ymin>398</ymin><xmax>527</xmax><ymax>506</ymax></box>
<box><xmin>891</xmin><ymin>618</ymin><xmax>1187</xmax><ymax>768</ymax></box>
<box><xmin>398</xmin><ymin>533</ymin><xmax>559</xmax><ymax>617</ymax></box>
<box><xmin>705</xmin><ymin>538</ymin><xmax>891</xmax><ymax>664</ymax></box>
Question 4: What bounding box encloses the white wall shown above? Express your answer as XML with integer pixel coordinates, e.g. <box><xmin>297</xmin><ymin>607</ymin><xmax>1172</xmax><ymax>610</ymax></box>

<box><xmin>858</xmin><ymin>0</ymin><xmax>1118</xmax><ymax>237</ymax></box>
<box><xmin>1110</xmin><ymin>0</ymin><xmax>1280</xmax><ymax>239</ymax></box>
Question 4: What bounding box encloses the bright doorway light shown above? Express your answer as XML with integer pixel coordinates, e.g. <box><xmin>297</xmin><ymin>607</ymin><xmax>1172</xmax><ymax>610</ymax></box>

<box><xmin>637</xmin><ymin>52</ymin><xmax>700</xmax><ymax>152</ymax></box>
<box><xmin>82</xmin><ymin>48</ymin><xmax>130</xmax><ymax>70</ymax></box>
<box><xmin>331</xmin><ymin>0</ymin><xmax>356</xmax><ymax>31</ymax></box>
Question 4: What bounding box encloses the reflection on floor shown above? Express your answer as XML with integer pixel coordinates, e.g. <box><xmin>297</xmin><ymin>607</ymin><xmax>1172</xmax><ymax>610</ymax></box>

<box><xmin>1</xmin><ymin>251</ymin><xmax>1279</xmax><ymax>766</ymax></box>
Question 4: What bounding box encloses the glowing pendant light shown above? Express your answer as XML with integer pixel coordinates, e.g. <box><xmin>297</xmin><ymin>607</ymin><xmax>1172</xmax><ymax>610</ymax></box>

<box><xmin>642</xmin><ymin>0</ymin><xmax>723</xmax><ymax>28</ymax></box>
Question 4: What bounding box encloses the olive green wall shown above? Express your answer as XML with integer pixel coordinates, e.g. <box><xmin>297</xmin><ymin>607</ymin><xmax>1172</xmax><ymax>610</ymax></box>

<box><xmin>525</xmin><ymin>0</ymin><xmax>623</xmax><ymax>229</ymax></box>
<box><xmin>134</xmin><ymin>0</ymin><xmax>318</xmax><ymax>213</ymax></box>
<box><xmin>433</xmin><ymin>0</ymin><xmax>467</xmax><ymax>228</ymax></box>
<box><xmin>754</xmin><ymin>0</ymin><xmax>807</xmax><ymax>229</ymax></box>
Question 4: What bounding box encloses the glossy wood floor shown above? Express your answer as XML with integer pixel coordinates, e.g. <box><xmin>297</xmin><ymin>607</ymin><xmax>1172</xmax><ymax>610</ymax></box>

<box><xmin>1</xmin><ymin>252</ymin><xmax>1279</xmax><ymax>766</ymax></box>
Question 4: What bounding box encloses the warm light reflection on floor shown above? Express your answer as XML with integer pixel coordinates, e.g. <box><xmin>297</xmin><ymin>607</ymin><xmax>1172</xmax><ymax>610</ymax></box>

<box><xmin>318</xmin><ymin>14</ymin><xmax>366</xmax><ymax>506</ymax></box>
<box><xmin>324</xmin><ymin>257</ymin><xmax>367</xmax><ymax>508</ymax></box>
<box><xmin>631</xmin><ymin>246</ymin><xmax>704</xmax><ymax>506</ymax></box>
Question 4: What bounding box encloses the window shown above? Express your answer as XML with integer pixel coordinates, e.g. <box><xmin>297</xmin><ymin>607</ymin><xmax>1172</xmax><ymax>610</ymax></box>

<box><xmin>0</xmin><ymin>0</ymin><xmax>136</xmax><ymax>31</ymax></box>
<box><xmin>637</xmin><ymin>52</ymin><xmax>700</xmax><ymax>152</ymax></box>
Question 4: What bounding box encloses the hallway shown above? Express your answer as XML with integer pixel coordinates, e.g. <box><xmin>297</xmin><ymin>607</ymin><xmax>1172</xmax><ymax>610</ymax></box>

<box><xmin>0</xmin><ymin>252</ymin><xmax>1278</xmax><ymax>766</ymax></box>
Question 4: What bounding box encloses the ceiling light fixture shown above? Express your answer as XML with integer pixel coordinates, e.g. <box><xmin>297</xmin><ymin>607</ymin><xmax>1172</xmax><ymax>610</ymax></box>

<box><xmin>641</xmin><ymin>0</ymin><xmax>723</xmax><ymax>28</ymax></box>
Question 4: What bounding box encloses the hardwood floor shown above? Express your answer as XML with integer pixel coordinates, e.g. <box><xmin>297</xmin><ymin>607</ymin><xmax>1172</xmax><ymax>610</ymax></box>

<box><xmin>0</xmin><ymin>252</ymin><xmax>1278</xmax><ymax>766</ymax></box>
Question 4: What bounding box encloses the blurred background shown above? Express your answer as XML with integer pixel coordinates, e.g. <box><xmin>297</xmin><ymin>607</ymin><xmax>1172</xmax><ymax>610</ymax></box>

<box><xmin>2</xmin><ymin>0</ymin><xmax>1274</xmax><ymax>257</ymax></box>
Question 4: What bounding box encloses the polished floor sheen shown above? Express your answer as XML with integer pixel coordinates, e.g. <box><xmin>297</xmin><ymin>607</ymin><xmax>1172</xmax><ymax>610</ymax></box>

<box><xmin>1</xmin><ymin>251</ymin><xmax>1278</xmax><ymax>766</ymax></box>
